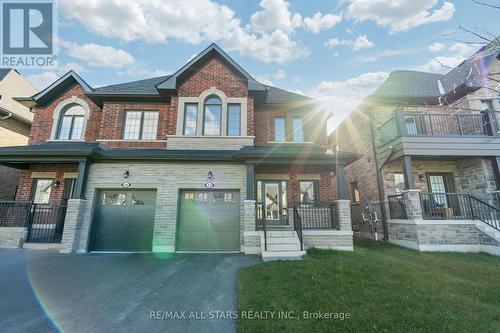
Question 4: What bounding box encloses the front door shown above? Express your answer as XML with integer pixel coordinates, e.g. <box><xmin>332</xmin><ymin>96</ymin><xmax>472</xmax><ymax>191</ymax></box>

<box><xmin>257</xmin><ymin>181</ymin><xmax>288</xmax><ymax>226</ymax></box>
<box><xmin>427</xmin><ymin>173</ymin><xmax>456</xmax><ymax>208</ymax></box>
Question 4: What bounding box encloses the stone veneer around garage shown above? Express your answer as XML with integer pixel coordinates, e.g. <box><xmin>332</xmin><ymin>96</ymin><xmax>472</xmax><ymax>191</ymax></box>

<box><xmin>70</xmin><ymin>162</ymin><xmax>248</xmax><ymax>253</ymax></box>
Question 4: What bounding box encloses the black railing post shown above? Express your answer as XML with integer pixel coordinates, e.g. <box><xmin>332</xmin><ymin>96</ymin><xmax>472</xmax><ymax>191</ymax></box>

<box><xmin>468</xmin><ymin>194</ymin><xmax>475</xmax><ymax>220</ymax></box>
<box><xmin>25</xmin><ymin>203</ymin><xmax>36</xmax><ymax>242</ymax></box>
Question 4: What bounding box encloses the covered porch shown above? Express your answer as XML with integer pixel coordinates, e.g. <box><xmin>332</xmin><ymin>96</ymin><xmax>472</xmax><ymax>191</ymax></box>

<box><xmin>235</xmin><ymin>145</ymin><xmax>359</xmax><ymax>257</ymax></box>
<box><xmin>0</xmin><ymin>142</ymin><xmax>98</xmax><ymax>249</ymax></box>
<box><xmin>383</xmin><ymin>155</ymin><xmax>500</xmax><ymax>255</ymax></box>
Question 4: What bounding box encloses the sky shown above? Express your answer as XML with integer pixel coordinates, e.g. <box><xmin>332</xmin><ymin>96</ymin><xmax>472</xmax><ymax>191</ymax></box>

<box><xmin>20</xmin><ymin>0</ymin><xmax>500</xmax><ymax>132</ymax></box>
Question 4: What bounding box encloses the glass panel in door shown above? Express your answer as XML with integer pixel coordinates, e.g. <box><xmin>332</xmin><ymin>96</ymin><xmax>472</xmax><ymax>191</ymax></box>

<box><xmin>428</xmin><ymin>175</ymin><xmax>448</xmax><ymax>207</ymax></box>
<box><xmin>265</xmin><ymin>183</ymin><xmax>280</xmax><ymax>222</ymax></box>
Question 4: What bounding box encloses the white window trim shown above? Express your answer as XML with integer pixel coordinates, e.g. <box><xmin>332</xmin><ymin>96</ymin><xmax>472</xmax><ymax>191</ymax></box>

<box><xmin>176</xmin><ymin>87</ymin><xmax>248</xmax><ymax>136</ymax></box>
<box><xmin>50</xmin><ymin>96</ymin><xmax>91</xmax><ymax>140</ymax></box>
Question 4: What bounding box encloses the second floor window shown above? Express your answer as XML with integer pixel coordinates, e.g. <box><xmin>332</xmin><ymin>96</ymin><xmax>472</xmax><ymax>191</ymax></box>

<box><xmin>123</xmin><ymin>110</ymin><xmax>159</xmax><ymax>140</ymax></box>
<box><xmin>274</xmin><ymin>117</ymin><xmax>286</xmax><ymax>141</ymax></box>
<box><xmin>203</xmin><ymin>95</ymin><xmax>222</xmax><ymax>135</ymax></box>
<box><xmin>292</xmin><ymin>117</ymin><xmax>304</xmax><ymax>142</ymax></box>
<box><xmin>57</xmin><ymin>105</ymin><xmax>85</xmax><ymax>140</ymax></box>
<box><xmin>183</xmin><ymin>103</ymin><xmax>198</xmax><ymax>135</ymax></box>
<box><xmin>227</xmin><ymin>104</ymin><xmax>241</xmax><ymax>136</ymax></box>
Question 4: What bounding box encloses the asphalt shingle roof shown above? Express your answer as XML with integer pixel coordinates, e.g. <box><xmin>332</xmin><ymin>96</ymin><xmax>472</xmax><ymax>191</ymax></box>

<box><xmin>264</xmin><ymin>85</ymin><xmax>312</xmax><ymax>103</ymax></box>
<box><xmin>372</xmin><ymin>38</ymin><xmax>500</xmax><ymax>99</ymax></box>
<box><xmin>0</xmin><ymin>68</ymin><xmax>12</xmax><ymax>81</ymax></box>
<box><xmin>372</xmin><ymin>70</ymin><xmax>443</xmax><ymax>98</ymax></box>
<box><xmin>93</xmin><ymin>75</ymin><xmax>171</xmax><ymax>94</ymax></box>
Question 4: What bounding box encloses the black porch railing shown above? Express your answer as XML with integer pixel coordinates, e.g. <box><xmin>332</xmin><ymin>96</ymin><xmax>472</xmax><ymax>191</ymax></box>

<box><xmin>419</xmin><ymin>192</ymin><xmax>500</xmax><ymax>231</ymax></box>
<box><xmin>292</xmin><ymin>202</ymin><xmax>339</xmax><ymax>230</ymax></box>
<box><xmin>292</xmin><ymin>206</ymin><xmax>303</xmax><ymax>251</ymax></box>
<box><xmin>398</xmin><ymin>112</ymin><xmax>493</xmax><ymax>136</ymax></box>
<box><xmin>0</xmin><ymin>201</ymin><xmax>67</xmax><ymax>243</ymax></box>
<box><xmin>387</xmin><ymin>194</ymin><xmax>407</xmax><ymax>219</ymax></box>
<box><xmin>420</xmin><ymin>192</ymin><xmax>472</xmax><ymax>220</ymax></box>
<box><xmin>0</xmin><ymin>201</ymin><xmax>32</xmax><ymax>227</ymax></box>
<box><xmin>470</xmin><ymin>196</ymin><xmax>500</xmax><ymax>231</ymax></box>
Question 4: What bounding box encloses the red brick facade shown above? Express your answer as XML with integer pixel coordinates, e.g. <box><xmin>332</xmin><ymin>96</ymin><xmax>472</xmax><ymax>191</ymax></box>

<box><xmin>255</xmin><ymin>165</ymin><xmax>336</xmax><ymax>203</ymax></box>
<box><xmin>15</xmin><ymin>164</ymin><xmax>78</xmax><ymax>205</ymax></box>
<box><xmin>21</xmin><ymin>54</ymin><xmax>334</xmax><ymax>205</ymax></box>
<box><xmin>29</xmin><ymin>84</ymin><xmax>101</xmax><ymax>144</ymax></box>
<box><xmin>99</xmin><ymin>102</ymin><xmax>170</xmax><ymax>140</ymax></box>
<box><xmin>254</xmin><ymin>107</ymin><xmax>328</xmax><ymax>146</ymax></box>
<box><xmin>178</xmin><ymin>58</ymin><xmax>248</xmax><ymax>98</ymax></box>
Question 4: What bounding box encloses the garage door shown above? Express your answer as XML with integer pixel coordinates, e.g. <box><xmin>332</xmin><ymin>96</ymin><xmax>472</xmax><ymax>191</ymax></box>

<box><xmin>91</xmin><ymin>190</ymin><xmax>156</xmax><ymax>252</ymax></box>
<box><xmin>178</xmin><ymin>190</ymin><xmax>240</xmax><ymax>251</ymax></box>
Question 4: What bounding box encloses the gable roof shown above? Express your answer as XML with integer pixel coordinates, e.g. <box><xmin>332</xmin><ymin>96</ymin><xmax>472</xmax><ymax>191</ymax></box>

<box><xmin>16</xmin><ymin>70</ymin><xmax>93</xmax><ymax>108</ymax></box>
<box><xmin>157</xmin><ymin>43</ymin><xmax>266</xmax><ymax>92</ymax></box>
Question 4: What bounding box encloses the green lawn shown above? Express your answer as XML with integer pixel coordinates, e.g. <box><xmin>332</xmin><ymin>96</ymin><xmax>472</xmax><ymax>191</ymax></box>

<box><xmin>237</xmin><ymin>239</ymin><xmax>500</xmax><ymax>333</ymax></box>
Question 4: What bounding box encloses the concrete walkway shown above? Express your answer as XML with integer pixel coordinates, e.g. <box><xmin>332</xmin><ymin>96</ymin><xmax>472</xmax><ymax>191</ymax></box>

<box><xmin>0</xmin><ymin>250</ymin><xmax>260</xmax><ymax>333</ymax></box>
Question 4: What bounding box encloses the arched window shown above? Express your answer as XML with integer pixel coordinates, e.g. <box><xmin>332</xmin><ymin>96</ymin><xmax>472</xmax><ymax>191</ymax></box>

<box><xmin>203</xmin><ymin>95</ymin><xmax>222</xmax><ymax>135</ymax></box>
<box><xmin>56</xmin><ymin>104</ymin><xmax>86</xmax><ymax>140</ymax></box>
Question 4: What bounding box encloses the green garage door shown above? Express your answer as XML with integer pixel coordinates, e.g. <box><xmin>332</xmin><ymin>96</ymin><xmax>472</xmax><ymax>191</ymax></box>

<box><xmin>91</xmin><ymin>190</ymin><xmax>156</xmax><ymax>252</ymax></box>
<box><xmin>178</xmin><ymin>190</ymin><xmax>240</xmax><ymax>251</ymax></box>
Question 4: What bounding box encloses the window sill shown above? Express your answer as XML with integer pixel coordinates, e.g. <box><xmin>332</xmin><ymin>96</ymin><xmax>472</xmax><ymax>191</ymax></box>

<box><xmin>96</xmin><ymin>139</ymin><xmax>167</xmax><ymax>142</ymax></box>
<box><xmin>47</xmin><ymin>139</ymin><xmax>85</xmax><ymax>142</ymax></box>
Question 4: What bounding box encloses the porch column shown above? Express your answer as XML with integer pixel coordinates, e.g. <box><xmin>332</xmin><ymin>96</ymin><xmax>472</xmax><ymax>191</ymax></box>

<box><xmin>60</xmin><ymin>198</ymin><xmax>88</xmax><ymax>253</ymax></box>
<box><xmin>246</xmin><ymin>164</ymin><xmax>255</xmax><ymax>200</ymax></box>
<box><xmin>402</xmin><ymin>190</ymin><xmax>423</xmax><ymax>220</ymax></box>
<box><xmin>74</xmin><ymin>160</ymin><xmax>89</xmax><ymax>199</ymax></box>
<box><xmin>336</xmin><ymin>163</ymin><xmax>347</xmax><ymax>199</ymax></box>
<box><xmin>401</xmin><ymin>156</ymin><xmax>415</xmax><ymax>190</ymax></box>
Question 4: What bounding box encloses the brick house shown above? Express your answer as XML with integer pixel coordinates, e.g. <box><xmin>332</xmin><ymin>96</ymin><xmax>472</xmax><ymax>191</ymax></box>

<box><xmin>0</xmin><ymin>44</ymin><xmax>358</xmax><ymax>259</ymax></box>
<box><xmin>0</xmin><ymin>69</ymin><xmax>38</xmax><ymax>200</ymax></box>
<box><xmin>330</xmin><ymin>40</ymin><xmax>500</xmax><ymax>255</ymax></box>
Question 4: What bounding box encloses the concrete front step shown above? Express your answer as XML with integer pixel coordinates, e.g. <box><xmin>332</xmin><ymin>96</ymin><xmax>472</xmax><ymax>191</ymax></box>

<box><xmin>262</xmin><ymin>250</ymin><xmax>306</xmax><ymax>261</ymax></box>
<box><xmin>266</xmin><ymin>237</ymin><xmax>301</xmax><ymax>244</ymax></box>
<box><xmin>266</xmin><ymin>243</ymin><xmax>302</xmax><ymax>251</ymax></box>
<box><xmin>23</xmin><ymin>243</ymin><xmax>63</xmax><ymax>251</ymax></box>
<box><xmin>266</xmin><ymin>231</ymin><xmax>297</xmax><ymax>238</ymax></box>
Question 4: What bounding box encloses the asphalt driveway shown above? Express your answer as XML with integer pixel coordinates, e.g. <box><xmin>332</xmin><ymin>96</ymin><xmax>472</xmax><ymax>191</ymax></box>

<box><xmin>0</xmin><ymin>250</ymin><xmax>260</xmax><ymax>333</ymax></box>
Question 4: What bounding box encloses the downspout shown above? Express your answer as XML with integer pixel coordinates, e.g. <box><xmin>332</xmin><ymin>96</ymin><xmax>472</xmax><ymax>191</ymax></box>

<box><xmin>368</xmin><ymin>111</ymin><xmax>389</xmax><ymax>240</ymax></box>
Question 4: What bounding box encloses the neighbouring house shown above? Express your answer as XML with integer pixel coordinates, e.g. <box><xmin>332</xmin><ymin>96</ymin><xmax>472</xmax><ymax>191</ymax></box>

<box><xmin>330</xmin><ymin>39</ymin><xmax>500</xmax><ymax>255</ymax></box>
<box><xmin>0</xmin><ymin>69</ymin><xmax>37</xmax><ymax>200</ymax></box>
<box><xmin>0</xmin><ymin>44</ymin><xmax>358</xmax><ymax>258</ymax></box>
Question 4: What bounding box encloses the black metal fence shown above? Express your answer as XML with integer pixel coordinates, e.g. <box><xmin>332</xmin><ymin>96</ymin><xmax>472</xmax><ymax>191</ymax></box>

<box><xmin>419</xmin><ymin>192</ymin><xmax>472</xmax><ymax>220</ymax></box>
<box><xmin>0</xmin><ymin>201</ymin><xmax>32</xmax><ymax>227</ymax></box>
<box><xmin>388</xmin><ymin>194</ymin><xmax>407</xmax><ymax>219</ymax></box>
<box><xmin>292</xmin><ymin>202</ymin><xmax>339</xmax><ymax>230</ymax></box>
<box><xmin>26</xmin><ymin>204</ymin><xmax>68</xmax><ymax>243</ymax></box>
<box><xmin>0</xmin><ymin>201</ymin><xmax>67</xmax><ymax>243</ymax></box>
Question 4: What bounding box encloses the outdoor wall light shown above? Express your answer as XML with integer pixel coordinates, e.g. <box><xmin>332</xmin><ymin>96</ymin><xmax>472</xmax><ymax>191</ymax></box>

<box><xmin>52</xmin><ymin>180</ymin><xmax>60</xmax><ymax>188</ymax></box>
<box><xmin>418</xmin><ymin>174</ymin><xmax>425</xmax><ymax>182</ymax></box>
<box><xmin>208</xmin><ymin>171</ymin><xmax>213</xmax><ymax>179</ymax></box>
<box><xmin>124</xmin><ymin>170</ymin><xmax>130</xmax><ymax>179</ymax></box>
